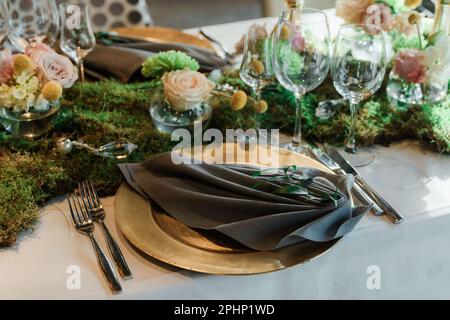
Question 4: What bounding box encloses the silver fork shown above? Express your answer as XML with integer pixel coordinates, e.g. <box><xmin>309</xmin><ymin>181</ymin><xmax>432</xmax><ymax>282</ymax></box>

<box><xmin>67</xmin><ymin>191</ymin><xmax>122</xmax><ymax>294</ymax></box>
<box><xmin>79</xmin><ymin>181</ymin><xmax>132</xmax><ymax>279</ymax></box>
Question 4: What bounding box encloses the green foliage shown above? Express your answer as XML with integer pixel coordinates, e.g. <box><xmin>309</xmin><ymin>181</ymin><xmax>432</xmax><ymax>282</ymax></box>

<box><xmin>141</xmin><ymin>50</ymin><xmax>200</xmax><ymax>78</ymax></box>
<box><xmin>390</xmin><ymin>29</ymin><xmax>427</xmax><ymax>52</ymax></box>
<box><xmin>382</xmin><ymin>0</ymin><xmax>409</xmax><ymax>14</ymax></box>
<box><xmin>0</xmin><ymin>153</ymin><xmax>66</xmax><ymax>246</ymax></box>
<box><xmin>0</xmin><ymin>75</ymin><xmax>448</xmax><ymax>247</ymax></box>
<box><xmin>273</xmin><ymin>40</ymin><xmax>304</xmax><ymax>75</ymax></box>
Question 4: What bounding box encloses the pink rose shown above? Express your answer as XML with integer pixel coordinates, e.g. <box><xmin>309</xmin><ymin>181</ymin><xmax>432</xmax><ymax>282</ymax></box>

<box><xmin>25</xmin><ymin>43</ymin><xmax>52</xmax><ymax>61</ymax></box>
<box><xmin>393</xmin><ymin>49</ymin><xmax>428</xmax><ymax>84</ymax></box>
<box><xmin>0</xmin><ymin>49</ymin><xmax>14</xmax><ymax>84</ymax></box>
<box><xmin>35</xmin><ymin>51</ymin><xmax>78</xmax><ymax>88</ymax></box>
<box><xmin>336</xmin><ymin>0</ymin><xmax>374</xmax><ymax>24</ymax></box>
<box><xmin>361</xmin><ymin>4</ymin><xmax>394</xmax><ymax>32</ymax></box>
<box><xmin>162</xmin><ymin>70</ymin><xmax>215</xmax><ymax>112</ymax></box>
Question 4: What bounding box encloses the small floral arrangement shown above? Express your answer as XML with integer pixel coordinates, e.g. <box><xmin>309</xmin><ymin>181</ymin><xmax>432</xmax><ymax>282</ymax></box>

<box><xmin>142</xmin><ymin>50</ymin><xmax>268</xmax><ymax>114</ymax></box>
<box><xmin>392</xmin><ymin>34</ymin><xmax>450</xmax><ymax>85</ymax></box>
<box><xmin>0</xmin><ymin>44</ymin><xmax>78</xmax><ymax>113</ymax></box>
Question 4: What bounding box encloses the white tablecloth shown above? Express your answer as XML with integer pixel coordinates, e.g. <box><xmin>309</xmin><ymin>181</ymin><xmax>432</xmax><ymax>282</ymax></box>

<box><xmin>1</xmin><ymin>16</ymin><xmax>450</xmax><ymax>300</ymax></box>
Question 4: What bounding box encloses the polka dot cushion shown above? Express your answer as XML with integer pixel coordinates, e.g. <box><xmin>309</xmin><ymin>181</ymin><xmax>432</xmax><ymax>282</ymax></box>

<box><xmin>88</xmin><ymin>0</ymin><xmax>154</xmax><ymax>31</ymax></box>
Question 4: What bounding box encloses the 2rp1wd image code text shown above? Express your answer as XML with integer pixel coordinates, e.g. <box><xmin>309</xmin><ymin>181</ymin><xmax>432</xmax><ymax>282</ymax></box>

<box><xmin>174</xmin><ymin>304</ymin><xmax>275</xmax><ymax>317</ymax></box>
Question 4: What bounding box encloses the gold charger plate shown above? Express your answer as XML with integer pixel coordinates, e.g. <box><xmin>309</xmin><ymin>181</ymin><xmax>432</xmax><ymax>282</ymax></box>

<box><xmin>115</xmin><ymin>144</ymin><xmax>340</xmax><ymax>275</ymax></box>
<box><xmin>111</xmin><ymin>26</ymin><xmax>215</xmax><ymax>51</ymax></box>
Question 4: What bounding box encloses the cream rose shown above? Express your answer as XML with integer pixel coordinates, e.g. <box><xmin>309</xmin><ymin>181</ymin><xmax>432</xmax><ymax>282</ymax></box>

<box><xmin>162</xmin><ymin>70</ymin><xmax>215</xmax><ymax>112</ymax></box>
<box><xmin>35</xmin><ymin>51</ymin><xmax>78</xmax><ymax>88</ymax></box>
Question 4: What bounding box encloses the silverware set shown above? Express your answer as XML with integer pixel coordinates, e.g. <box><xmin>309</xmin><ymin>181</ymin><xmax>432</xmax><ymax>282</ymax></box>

<box><xmin>68</xmin><ymin>181</ymin><xmax>132</xmax><ymax>294</ymax></box>
<box><xmin>307</xmin><ymin>142</ymin><xmax>404</xmax><ymax>224</ymax></box>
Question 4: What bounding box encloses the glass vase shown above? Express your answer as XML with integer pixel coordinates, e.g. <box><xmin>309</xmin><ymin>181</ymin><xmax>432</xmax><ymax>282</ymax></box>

<box><xmin>386</xmin><ymin>71</ymin><xmax>448</xmax><ymax>109</ymax></box>
<box><xmin>149</xmin><ymin>100</ymin><xmax>212</xmax><ymax>134</ymax></box>
<box><xmin>0</xmin><ymin>101</ymin><xmax>60</xmax><ymax>139</ymax></box>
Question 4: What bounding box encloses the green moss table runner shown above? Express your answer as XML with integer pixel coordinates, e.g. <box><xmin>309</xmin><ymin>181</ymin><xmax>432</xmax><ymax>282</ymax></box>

<box><xmin>0</xmin><ymin>78</ymin><xmax>448</xmax><ymax>247</ymax></box>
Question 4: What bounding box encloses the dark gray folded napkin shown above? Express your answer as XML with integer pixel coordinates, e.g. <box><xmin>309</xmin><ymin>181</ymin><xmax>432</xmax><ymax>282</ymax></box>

<box><xmin>85</xmin><ymin>38</ymin><xmax>227</xmax><ymax>82</ymax></box>
<box><xmin>119</xmin><ymin>153</ymin><xmax>370</xmax><ymax>251</ymax></box>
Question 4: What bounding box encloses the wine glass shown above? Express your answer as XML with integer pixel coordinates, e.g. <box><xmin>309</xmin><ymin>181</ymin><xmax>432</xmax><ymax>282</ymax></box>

<box><xmin>46</xmin><ymin>0</ymin><xmax>60</xmax><ymax>47</ymax></box>
<box><xmin>59</xmin><ymin>1</ymin><xmax>96</xmax><ymax>82</ymax></box>
<box><xmin>239</xmin><ymin>25</ymin><xmax>274</xmax><ymax>103</ymax></box>
<box><xmin>331</xmin><ymin>24</ymin><xmax>386</xmax><ymax>167</ymax></box>
<box><xmin>272</xmin><ymin>8</ymin><xmax>331</xmax><ymax>152</ymax></box>
<box><xmin>6</xmin><ymin>0</ymin><xmax>53</xmax><ymax>51</ymax></box>
<box><xmin>0</xmin><ymin>0</ymin><xmax>8</xmax><ymax>45</ymax></box>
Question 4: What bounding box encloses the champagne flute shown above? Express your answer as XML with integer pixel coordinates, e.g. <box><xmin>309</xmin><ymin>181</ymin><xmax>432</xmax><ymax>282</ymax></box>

<box><xmin>59</xmin><ymin>1</ymin><xmax>96</xmax><ymax>82</ymax></box>
<box><xmin>272</xmin><ymin>8</ymin><xmax>331</xmax><ymax>152</ymax></box>
<box><xmin>239</xmin><ymin>25</ymin><xmax>274</xmax><ymax>103</ymax></box>
<box><xmin>6</xmin><ymin>0</ymin><xmax>53</xmax><ymax>51</ymax></box>
<box><xmin>331</xmin><ymin>24</ymin><xmax>386</xmax><ymax>167</ymax></box>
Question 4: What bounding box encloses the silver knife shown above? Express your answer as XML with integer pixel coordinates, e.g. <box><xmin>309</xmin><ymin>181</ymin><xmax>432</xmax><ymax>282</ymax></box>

<box><xmin>325</xmin><ymin>146</ymin><xmax>404</xmax><ymax>224</ymax></box>
<box><xmin>308</xmin><ymin>145</ymin><xmax>383</xmax><ymax>216</ymax></box>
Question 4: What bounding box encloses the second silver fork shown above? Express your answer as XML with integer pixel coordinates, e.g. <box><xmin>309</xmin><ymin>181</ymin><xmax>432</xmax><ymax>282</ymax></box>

<box><xmin>79</xmin><ymin>181</ymin><xmax>133</xmax><ymax>279</ymax></box>
<box><xmin>68</xmin><ymin>192</ymin><xmax>122</xmax><ymax>294</ymax></box>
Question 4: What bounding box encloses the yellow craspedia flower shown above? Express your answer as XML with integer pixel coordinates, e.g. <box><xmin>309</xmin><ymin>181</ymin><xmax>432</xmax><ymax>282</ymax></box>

<box><xmin>408</xmin><ymin>12</ymin><xmax>422</xmax><ymax>25</ymax></box>
<box><xmin>251</xmin><ymin>60</ymin><xmax>265</xmax><ymax>74</ymax></box>
<box><xmin>230</xmin><ymin>90</ymin><xmax>248</xmax><ymax>111</ymax></box>
<box><xmin>254</xmin><ymin>100</ymin><xmax>268</xmax><ymax>113</ymax></box>
<box><xmin>405</xmin><ymin>0</ymin><xmax>422</xmax><ymax>9</ymax></box>
<box><xmin>13</xmin><ymin>54</ymin><xmax>34</xmax><ymax>77</ymax></box>
<box><xmin>42</xmin><ymin>81</ymin><xmax>63</xmax><ymax>101</ymax></box>
<box><xmin>280</xmin><ymin>25</ymin><xmax>290</xmax><ymax>40</ymax></box>
<box><xmin>271</xmin><ymin>25</ymin><xmax>290</xmax><ymax>40</ymax></box>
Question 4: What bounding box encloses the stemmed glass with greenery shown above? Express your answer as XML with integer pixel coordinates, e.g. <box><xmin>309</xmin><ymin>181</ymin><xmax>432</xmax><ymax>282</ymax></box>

<box><xmin>239</xmin><ymin>25</ymin><xmax>274</xmax><ymax>104</ymax></box>
<box><xmin>331</xmin><ymin>24</ymin><xmax>386</xmax><ymax>167</ymax></box>
<box><xmin>272</xmin><ymin>8</ymin><xmax>331</xmax><ymax>152</ymax></box>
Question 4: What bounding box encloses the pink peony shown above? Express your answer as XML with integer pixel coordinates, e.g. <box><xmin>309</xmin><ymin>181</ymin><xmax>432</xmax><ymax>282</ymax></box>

<box><xmin>393</xmin><ymin>49</ymin><xmax>428</xmax><ymax>84</ymax></box>
<box><xmin>25</xmin><ymin>43</ymin><xmax>52</xmax><ymax>61</ymax></box>
<box><xmin>336</xmin><ymin>0</ymin><xmax>374</xmax><ymax>24</ymax></box>
<box><xmin>361</xmin><ymin>4</ymin><xmax>394</xmax><ymax>32</ymax></box>
<box><xmin>35</xmin><ymin>51</ymin><xmax>78</xmax><ymax>88</ymax></box>
<box><xmin>0</xmin><ymin>49</ymin><xmax>14</xmax><ymax>84</ymax></box>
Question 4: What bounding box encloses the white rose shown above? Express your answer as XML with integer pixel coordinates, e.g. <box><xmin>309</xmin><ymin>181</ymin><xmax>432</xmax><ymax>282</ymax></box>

<box><xmin>162</xmin><ymin>70</ymin><xmax>215</xmax><ymax>112</ymax></box>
